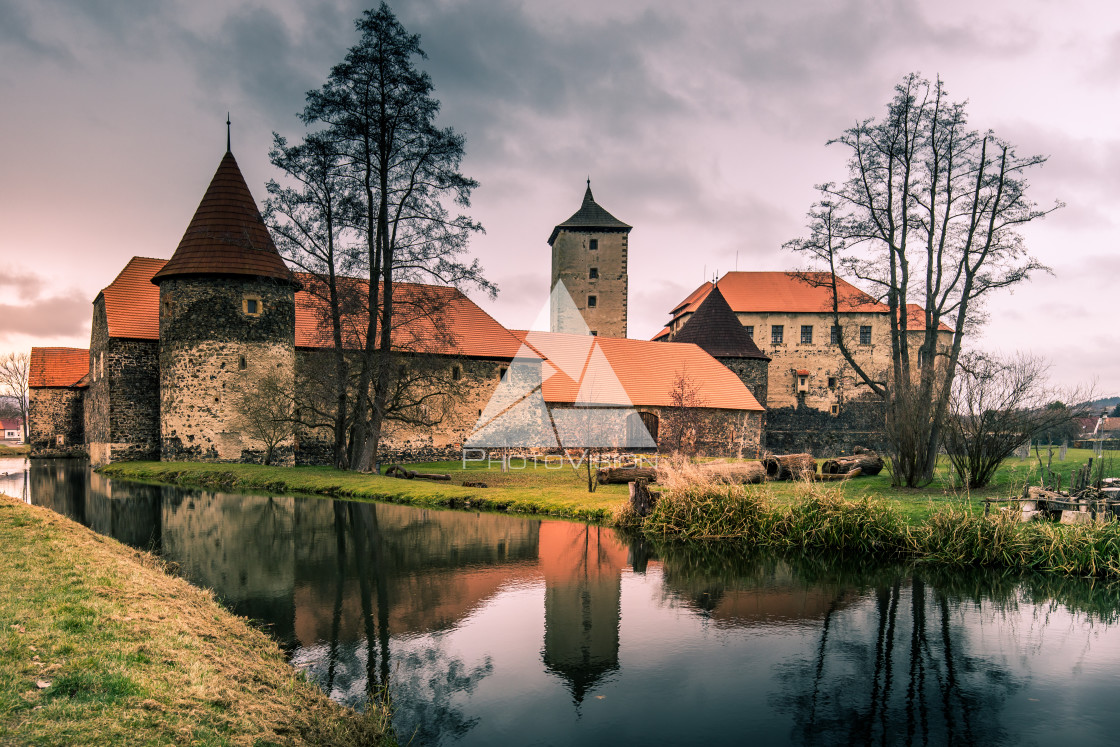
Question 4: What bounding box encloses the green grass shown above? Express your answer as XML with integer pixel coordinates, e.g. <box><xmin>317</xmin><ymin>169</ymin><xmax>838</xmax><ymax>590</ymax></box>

<box><xmin>0</xmin><ymin>493</ymin><xmax>394</xmax><ymax>746</ymax></box>
<box><xmin>100</xmin><ymin>459</ymin><xmax>629</xmax><ymax>522</ymax></box>
<box><xmin>0</xmin><ymin>444</ymin><xmax>28</xmax><ymax>457</ymax></box>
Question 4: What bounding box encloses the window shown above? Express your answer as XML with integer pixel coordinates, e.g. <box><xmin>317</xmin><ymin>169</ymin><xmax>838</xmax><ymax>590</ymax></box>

<box><xmin>831</xmin><ymin>404</ymin><xmax>840</xmax><ymax>416</ymax></box>
<box><xmin>99</xmin><ymin>351</ymin><xmax>104</xmax><ymax>380</ymax></box>
<box><xmin>831</xmin><ymin>325</ymin><xmax>840</xmax><ymax>344</ymax></box>
<box><xmin>589</xmin><ymin>239</ymin><xmax>598</xmax><ymax>251</ymax></box>
<box><xmin>859</xmin><ymin>325</ymin><xmax>872</xmax><ymax>345</ymax></box>
<box><xmin>499</xmin><ymin>366</ymin><xmax>508</xmax><ymax>380</ymax></box>
<box><xmin>589</xmin><ymin>267</ymin><xmax>599</xmax><ymax>280</ymax></box>
<box><xmin>587</xmin><ymin>295</ymin><xmax>597</xmax><ymax>308</ymax></box>
<box><xmin>801</xmin><ymin>325</ymin><xmax>813</xmax><ymax>344</ymax></box>
<box><xmin>238</xmin><ymin>355</ymin><xmax>247</xmax><ymax>370</ymax></box>
<box><xmin>744</xmin><ymin>325</ymin><xmax>754</xmax><ymax>339</ymax></box>
<box><xmin>828</xmin><ymin>376</ymin><xmax>837</xmax><ymax>390</ymax></box>
<box><xmin>451</xmin><ymin>365</ymin><xmax>461</xmax><ymax>381</ymax></box>
<box><xmin>771</xmin><ymin>325</ymin><xmax>784</xmax><ymax>345</ymax></box>
<box><xmin>917</xmin><ymin>348</ymin><xmax>926</xmax><ymax>367</ymax></box>
<box><xmin>243</xmin><ymin>297</ymin><xmax>263</xmax><ymax>316</ymax></box>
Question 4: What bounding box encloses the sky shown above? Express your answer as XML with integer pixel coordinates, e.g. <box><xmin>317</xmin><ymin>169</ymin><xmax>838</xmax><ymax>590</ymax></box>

<box><xmin>1</xmin><ymin>0</ymin><xmax>1117</xmax><ymax>394</ymax></box>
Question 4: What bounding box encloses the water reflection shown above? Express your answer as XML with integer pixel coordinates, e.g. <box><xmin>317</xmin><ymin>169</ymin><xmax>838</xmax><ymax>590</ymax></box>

<box><xmin>21</xmin><ymin>459</ymin><xmax>1120</xmax><ymax>746</ymax></box>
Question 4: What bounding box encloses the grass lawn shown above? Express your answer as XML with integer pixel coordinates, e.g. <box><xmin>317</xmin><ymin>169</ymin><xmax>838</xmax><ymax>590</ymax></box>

<box><xmin>100</xmin><ymin>447</ymin><xmax>1120</xmax><ymax>526</ymax></box>
<box><xmin>0</xmin><ymin>493</ymin><xmax>393</xmax><ymax>746</ymax></box>
<box><xmin>0</xmin><ymin>444</ymin><xmax>28</xmax><ymax>457</ymax></box>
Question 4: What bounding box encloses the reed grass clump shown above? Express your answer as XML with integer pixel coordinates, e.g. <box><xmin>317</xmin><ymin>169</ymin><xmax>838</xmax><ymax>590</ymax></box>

<box><xmin>915</xmin><ymin>506</ymin><xmax>1035</xmax><ymax>568</ymax></box>
<box><xmin>643</xmin><ymin>484</ymin><xmax>771</xmax><ymax>540</ymax></box>
<box><xmin>772</xmin><ymin>483</ymin><xmax>908</xmax><ymax>556</ymax></box>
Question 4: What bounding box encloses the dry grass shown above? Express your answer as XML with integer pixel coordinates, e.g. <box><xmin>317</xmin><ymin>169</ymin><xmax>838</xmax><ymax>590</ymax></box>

<box><xmin>0</xmin><ymin>493</ymin><xmax>394</xmax><ymax>746</ymax></box>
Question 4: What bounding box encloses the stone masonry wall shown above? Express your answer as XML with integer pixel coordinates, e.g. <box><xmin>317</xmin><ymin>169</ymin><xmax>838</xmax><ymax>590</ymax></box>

<box><xmin>159</xmin><ymin>276</ymin><xmax>296</xmax><ymax>465</ymax></box>
<box><xmin>28</xmin><ymin>387</ymin><xmax>86</xmax><ymax>455</ymax></box>
<box><xmin>551</xmin><ymin>229</ymin><xmax>628</xmax><ymax>338</ymax></box>
<box><xmin>718</xmin><ymin>357</ymin><xmax>769</xmax><ymax>409</ymax></box>
<box><xmin>764</xmin><ymin>398</ymin><xmax>888</xmax><ymax>457</ymax></box>
<box><xmin>652</xmin><ymin>405</ymin><xmax>764</xmax><ymax>458</ymax></box>
<box><xmin>293</xmin><ymin>351</ymin><xmax>511</xmax><ymax>465</ymax></box>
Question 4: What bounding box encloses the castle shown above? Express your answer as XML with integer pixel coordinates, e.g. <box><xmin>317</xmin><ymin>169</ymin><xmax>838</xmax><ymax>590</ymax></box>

<box><xmin>29</xmin><ymin>145</ymin><xmax>768</xmax><ymax>465</ymax></box>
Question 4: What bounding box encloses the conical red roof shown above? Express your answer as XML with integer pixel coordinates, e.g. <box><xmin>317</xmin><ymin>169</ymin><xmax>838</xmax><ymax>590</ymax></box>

<box><xmin>152</xmin><ymin>151</ymin><xmax>295</xmax><ymax>285</ymax></box>
<box><xmin>672</xmin><ymin>285</ymin><xmax>769</xmax><ymax>360</ymax></box>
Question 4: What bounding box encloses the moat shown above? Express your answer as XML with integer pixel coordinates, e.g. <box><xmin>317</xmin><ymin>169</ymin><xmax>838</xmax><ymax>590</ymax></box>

<box><xmin>6</xmin><ymin>457</ymin><xmax>1120</xmax><ymax>746</ymax></box>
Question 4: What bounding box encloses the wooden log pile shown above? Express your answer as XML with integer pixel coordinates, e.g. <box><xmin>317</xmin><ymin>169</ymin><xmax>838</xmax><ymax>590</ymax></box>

<box><xmin>698</xmin><ymin>461</ymin><xmax>766</xmax><ymax>484</ymax></box>
<box><xmin>821</xmin><ymin>451</ymin><xmax>884</xmax><ymax>477</ymax></box>
<box><xmin>762</xmin><ymin>453</ymin><xmax>817</xmax><ymax>481</ymax></box>
<box><xmin>597</xmin><ymin>467</ymin><xmax>659</xmax><ymax>485</ymax></box>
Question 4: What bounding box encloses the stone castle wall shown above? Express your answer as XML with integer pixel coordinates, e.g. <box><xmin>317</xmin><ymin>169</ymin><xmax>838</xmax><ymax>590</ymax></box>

<box><xmin>551</xmin><ymin>229</ymin><xmax>628</xmax><ymax>338</ymax></box>
<box><xmin>764</xmin><ymin>398</ymin><xmax>888</xmax><ymax>457</ymax></box>
<box><xmin>159</xmin><ymin>276</ymin><xmax>296</xmax><ymax>464</ymax></box>
<box><xmin>718</xmin><ymin>357</ymin><xmax>769</xmax><ymax>409</ymax></box>
<box><xmin>28</xmin><ymin>387</ymin><xmax>85</xmax><ymax>455</ymax></box>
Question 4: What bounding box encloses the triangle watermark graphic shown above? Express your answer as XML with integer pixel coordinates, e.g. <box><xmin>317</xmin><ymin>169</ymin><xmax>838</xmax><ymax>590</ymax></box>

<box><xmin>465</xmin><ymin>280</ymin><xmax>656</xmax><ymax>451</ymax></box>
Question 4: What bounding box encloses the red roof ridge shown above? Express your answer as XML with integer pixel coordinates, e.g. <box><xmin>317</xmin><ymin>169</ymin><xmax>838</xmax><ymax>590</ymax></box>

<box><xmin>29</xmin><ymin>347</ymin><xmax>89</xmax><ymax>388</ymax></box>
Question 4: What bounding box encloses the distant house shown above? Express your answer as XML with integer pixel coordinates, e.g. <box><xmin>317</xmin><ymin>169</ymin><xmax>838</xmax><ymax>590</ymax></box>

<box><xmin>1</xmin><ymin>417</ymin><xmax>23</xmax><ymax>445</ymax></box>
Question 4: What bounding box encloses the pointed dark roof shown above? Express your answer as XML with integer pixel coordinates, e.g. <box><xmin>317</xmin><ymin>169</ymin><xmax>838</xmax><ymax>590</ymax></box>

<box><xmin>152</xmin><ymin>151</ymin><xmax>296</xmax><ymax>286</ymax></box>
<box><xmin>671</xmin><ymin>285</ymin><xmax>769</xmax><ymax>360</ymax></box>
<box><xmin>547</xmin><ymin>181</ymin><xmax>632</xmax><ymax>245</ymax></box>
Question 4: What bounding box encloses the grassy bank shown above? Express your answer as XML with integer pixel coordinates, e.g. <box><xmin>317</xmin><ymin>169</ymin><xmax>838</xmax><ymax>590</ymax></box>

<box><xmin>99</xmin><ymin>460</ymin><xmax>626</xmax><ymax>522</ymax></box>
<box><xmin>0</xmin><ymin>493</ymin><xmax>393</xmax><ymax>746</ymax></box>
<box><xmin>623</xmin><ymin>479</ymin><xmax>1120</xmax><ymax>579</ymax></box>
<box><xmin>0</xmin><ymin>444</ymin><xmax>28</xmax><ymax>457</ymax></box>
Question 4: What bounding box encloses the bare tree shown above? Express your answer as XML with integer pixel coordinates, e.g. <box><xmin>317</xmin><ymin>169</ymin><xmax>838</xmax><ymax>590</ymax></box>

<box><xmin>786</xmin><ymin>73</ymin><xmax>1060</xmax><ymax>486</ymax></box>
<box><xmin>299</xmin><ymin>3</ymin><xmax>492</xmax><ymax>472</ymax></box>
<box><xmin>234</xmin><ymin>374</ymin><xmax>295</xmax><ymax>466</ymax></box>
<box><xmin>661</xmin><ymin>369</ymin><xmax>708</xmax><ymax>455</ymax></box>
<box><xmin>0</xmin><ymin>352</ymin><xmax>30</xmax><ymax>442</ymax></box>
<box><xmin>942</xmin><ymin>352</ymin><xmax>1090</xmax><ymax>488</ymax></box>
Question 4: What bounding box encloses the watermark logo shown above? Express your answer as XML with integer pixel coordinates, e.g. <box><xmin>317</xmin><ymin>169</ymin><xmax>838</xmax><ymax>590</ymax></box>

<box><xmin>464</xmin><ymin>281</ymin><xmax>656</xmax><ymax>456</ymax></box>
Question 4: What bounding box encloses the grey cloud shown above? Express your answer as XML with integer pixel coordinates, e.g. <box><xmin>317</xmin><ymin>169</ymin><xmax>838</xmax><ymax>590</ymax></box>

<box><xmin>0</xmin><ymin>296</ymin><xmax>90</xmax><ymax>338</ymax></box>
<box><xmin>0</xmin><ymin>270</ymin><xmax>45</xmax><ymax>301</ymax></box>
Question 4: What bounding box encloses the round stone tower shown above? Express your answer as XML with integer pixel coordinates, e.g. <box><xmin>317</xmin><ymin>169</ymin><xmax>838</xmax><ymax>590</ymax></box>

<box><xmin>549</xmin><ymin>181</ymin><xmax>632</xmax><ymax>338</ymax></box>
<box><xmin>151</xmin><ymin>147</ymin><xmax>298</xmax><ymax>464</ymax></box>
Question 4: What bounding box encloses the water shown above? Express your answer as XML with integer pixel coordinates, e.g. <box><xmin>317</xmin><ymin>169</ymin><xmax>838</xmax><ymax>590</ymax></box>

<box><xmin>11</xmin><ymin>458</ymin><xmax>1120</xmax><ymax>745</ymax></box>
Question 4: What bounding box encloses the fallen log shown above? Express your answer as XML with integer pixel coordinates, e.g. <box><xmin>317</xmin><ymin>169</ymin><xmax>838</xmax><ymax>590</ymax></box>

<box><xmin>384</xmin><ymin>464</ymin><xmax>450</xmax><ymax>482</ymax></box>
<box><xmin>821</xmin><ymin>453</ymin><xmax>884</xmax><ymax>477</ymax></box>
<box><xmin>816</xmin><ymin>467</ymin><xmax>861</xmax><ymax>481</ymax></box>
<box><xmin>598</xmin><ymin>467</ymin><xmax>659</xmax><ymax>485</ymax></box>
<box><xmin>762</xmin><ymin>453</ymin><xmax>816</xmax><ymax>481</ymax></box>
<box><xmin>698</xmin><ymin>461</ymin><xmax>766</xmax><ymax>484</ymax></box>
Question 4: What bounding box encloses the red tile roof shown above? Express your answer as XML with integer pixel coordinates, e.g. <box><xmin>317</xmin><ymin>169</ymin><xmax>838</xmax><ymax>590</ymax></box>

<box><xmin>511</xmin><ymin>331</ymin><xmax>763</xmax><ymax>411</ymax></box>
<box><xmin>902</xmin><ymin>304</ymin><xmax>953</xmax><ymax>333</ymax></box>
<box><xmin>671</xmin><ymin>272</ymin><xmax>886</xmax><ymax>318</ymax></box>
<box><xmin>0</xmin><ymin>418</ymin><xmax>22</xmax><ymax>431</ymax></box>
<box><xmin>151</xmin><ymin>151</ymin><xmax>296</xmax><ymax>286</ymax></box>
<box><xmin>29</xmin><ymin>347</ymin><xmax>89</xmax><ymax>388</ymax></box>
<box><xmin>670</xmin><ymin>285</ymin><xmax>768</xmax><ymax>360</ymax></box>
<box><xmin>99</xmin><ymin>258</ymin><xmax>523</xmax><ymax>359</ymax></box>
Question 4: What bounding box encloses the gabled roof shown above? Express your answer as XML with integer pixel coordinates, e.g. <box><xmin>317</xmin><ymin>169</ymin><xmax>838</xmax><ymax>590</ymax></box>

<box><xmin>902</xmin><ymin>304</ymin><xmax>953</xmax><ymax>333</ymax></box>
<box><xmin>511</xmin><ymin>330</ymin><xmax>763</xmax><ymax>411</ymax></box>
<box><xmin>97</xmin><ymin>257</ymin><xmax>524</xmax><ymax>360</ymax></box>
<box><xmin>670</xmin><ymin>272</ymin><xmax>886</xmax><ymax>319</ymax></box>
<box><xmin>151</xmin><ymin>151</ymin><xmax>296</xmax><ymax>286</ymax></box>
<box><xmin>547</xmin><ymin>182</ymin><xmax>631</xmax><ymax>245</ymax></box>
<box><xmin>29</xmin><ymin>347</ymin><xmax>89</xmax><ymax>388</ymax></box>
<box><xmin>0</xmin><ymin>418</ymin><xmax>22</xmax><ymax>431</ymax></box>
<box><xmin>101</xmin><ymin>257</ymin><xmax>165</xmax><ymax>339</ymax></box>
<box><xmin>670</xmin><ymin>285</ymin><xmax>768</xmax><ymax>360</ymax></box>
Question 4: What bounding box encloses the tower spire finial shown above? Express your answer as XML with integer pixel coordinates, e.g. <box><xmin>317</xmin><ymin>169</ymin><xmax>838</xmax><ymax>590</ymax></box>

<box><xmin>226</xmin><ymin>113</ymin><xmax>231</xmax><ymax>153</ymax></box>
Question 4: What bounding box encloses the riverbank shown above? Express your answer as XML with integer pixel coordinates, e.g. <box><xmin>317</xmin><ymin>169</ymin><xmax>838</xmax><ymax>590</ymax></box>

<box><xmin>625</xmin><ymin>479</ymin><xmax>1120</xmax><ymax>579</ymax></box>
<box><xmin>99</xmin><ymin>461</ymin><xmax>624</xmax><ymax>522</ymax></box>
<box><xmin>0</xmin><ymin>493</ymin><xmax>394</xmax><ymax>746</ymax></box>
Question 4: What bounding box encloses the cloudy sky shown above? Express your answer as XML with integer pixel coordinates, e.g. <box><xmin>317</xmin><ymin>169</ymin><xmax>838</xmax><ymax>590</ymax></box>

<box><xmin>1</xmin><ymin>0</ymin><xmax>1117</xmax><ymax>393</ymax></box>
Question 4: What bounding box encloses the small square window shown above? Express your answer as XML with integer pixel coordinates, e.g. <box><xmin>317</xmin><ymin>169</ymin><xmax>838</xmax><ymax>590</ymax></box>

<box><xmin>499</xmin><ymin>366</ymin><xmax>508</xmax><ymax>380</ymax></box>
<box><xmin>831</xmin><ymin>325</ymin><xmax>840</xmax><ymax>344</ymax></box>
<box><xmin>587</xmin><ymin>295</ymin><xmax>597</xmax><ymax>308</ymax></box>
<box><xmin>238</xmin><ymin>355</ymin><xmax>247</xmax><ymax>370</ymax></box>
<box><xmin>801</xmin><ymin>325</ymin><xmax>813</xmax><ymax>344</ymax></box>
<box><xmin>744</xmin><ymin>325</ymin><xmax>754</xmax><ymax>339</ymax></box>
<box><xmin>589</xmin><ymin>267</ymin><xmax>599</xmax><ymax>280</ymax></box>
<box><xmin>243</xmin><ymin>297</ymin><xmax>263</xmax><ymax>316</ymax></box>
<box><xmin>859</xmin><ymin>325</ymin><xmax>872</xmax><ymax>345</ymax></box>
<box><xmin>828</xmin><ymin>376</ymin><xmax>837</xmax><ymax>389</ymax></box>
<box><xmin>589</xmin><ymin>239</ymin><xmax>598</xmax><ymax>251</ymax></box>
<box><xmin>771</xmin><ymin>325</ymin><xmax>784</xmax><ymax>345</ymax></box>
<box><xmin>831</xmin><ymin>404</ymin><xmax>840</xmax><ymax>416</ymax></box>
